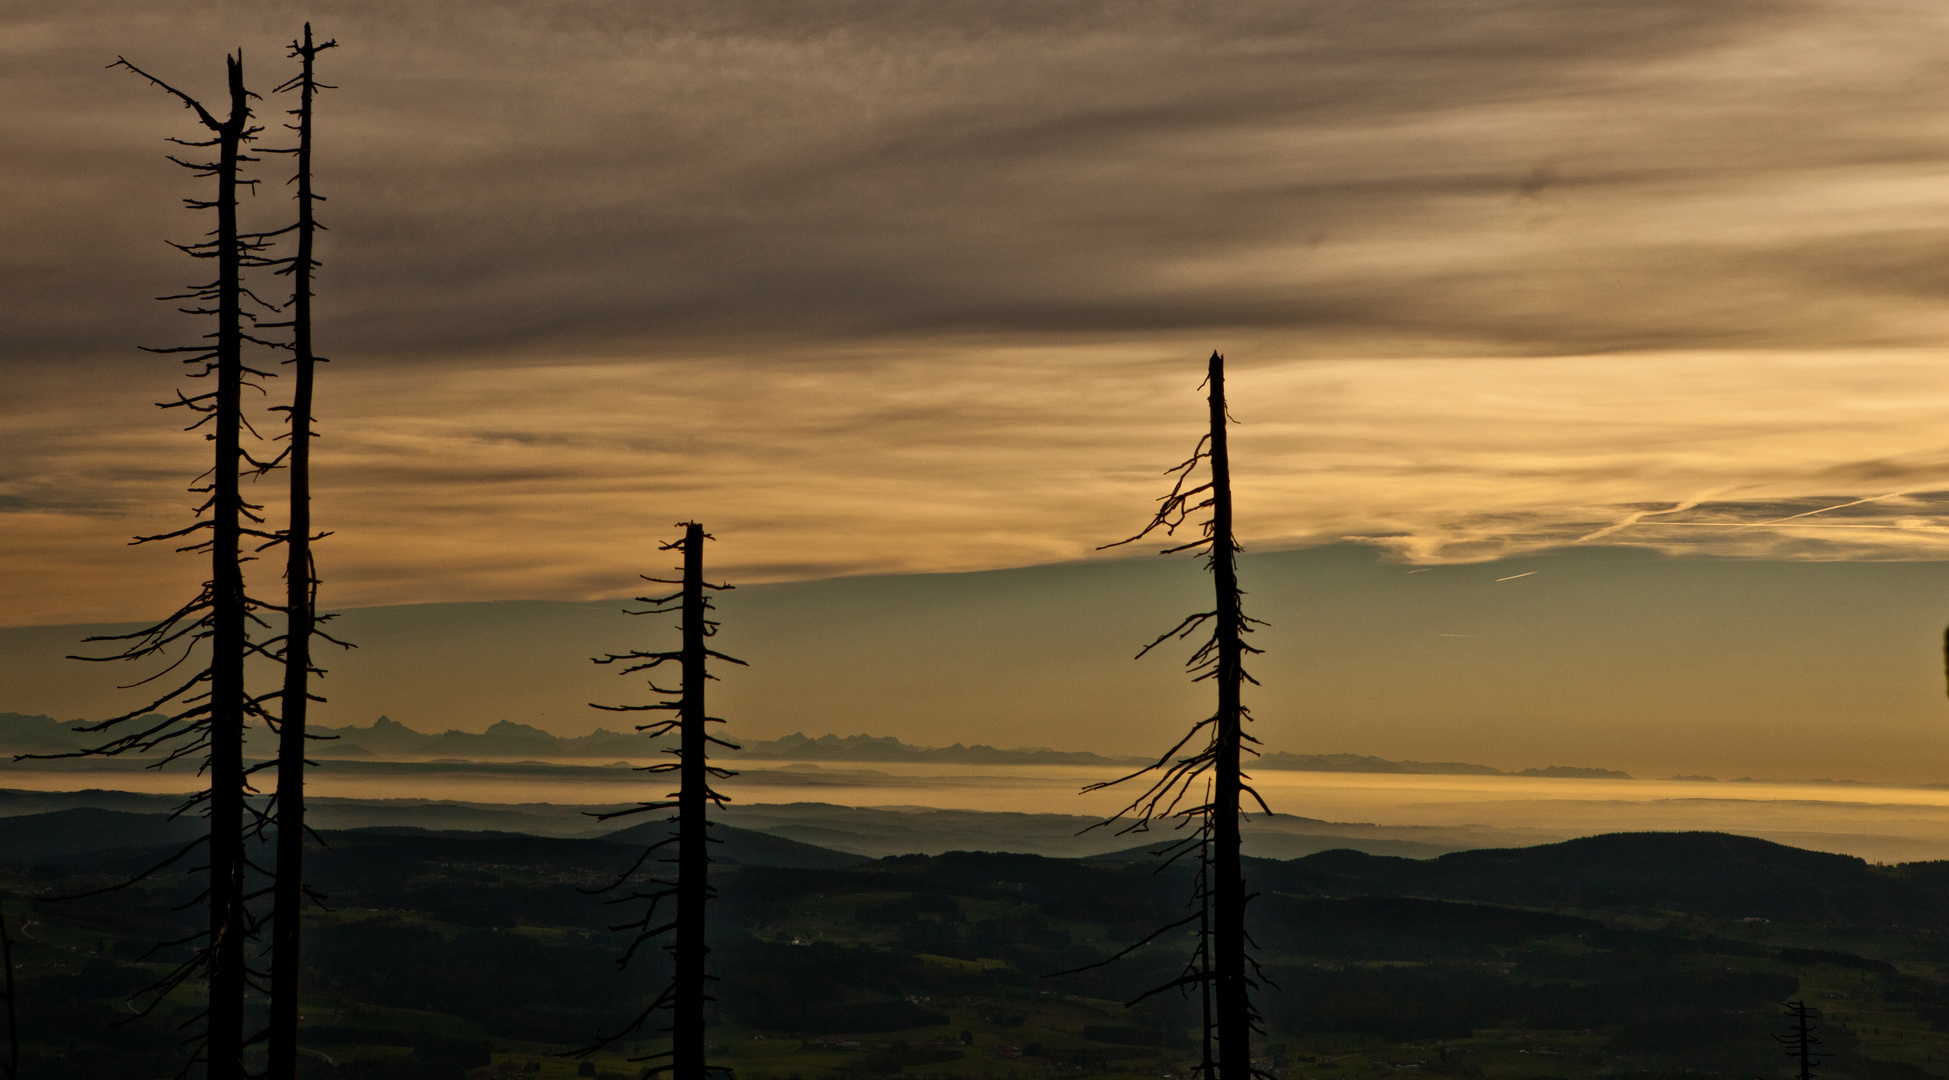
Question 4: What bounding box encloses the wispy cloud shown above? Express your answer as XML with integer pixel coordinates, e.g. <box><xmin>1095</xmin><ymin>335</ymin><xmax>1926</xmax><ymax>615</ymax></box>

<box><xmin>10</xmin><ymin>346</ymin><xmax>1949</xmax><ymax>624</ymax></box>
<box><xmin>7</xmin><ymin>0</ymin><xmax>1949</xmax><ymax>623</ymax></box>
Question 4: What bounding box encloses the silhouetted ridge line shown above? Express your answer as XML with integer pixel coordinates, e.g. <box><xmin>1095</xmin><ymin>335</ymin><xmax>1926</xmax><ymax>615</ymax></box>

<box><xmin>4</xmin><ymin>711</ymin><xmax>1656</xmax><ymax>781</ymax></box>
<box><xmin>1254</xmin><ymin>831</ymin><xmax>1919</xmax><ymax>923</ymax></box>
<box><xmin>747</xmin><ymin>732</ymin><xmax>1142</xmax><ymax>765</ymax></box>
<box><xmin>1257</xmin><ymin>752</ymin><xmax>1500</xmax><ymax>775</ymax></box>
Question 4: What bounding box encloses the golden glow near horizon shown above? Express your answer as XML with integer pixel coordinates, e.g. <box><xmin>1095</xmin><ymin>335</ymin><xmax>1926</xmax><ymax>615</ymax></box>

<box><xmin>12</xmin><ymin>762</ymin><xmax>1949</xmax><ymax>861</ymax></box>
<box><xmin>10</xmin><ymin>347</ymin><xmax>1949</xmax><ymax>625</ymax></box>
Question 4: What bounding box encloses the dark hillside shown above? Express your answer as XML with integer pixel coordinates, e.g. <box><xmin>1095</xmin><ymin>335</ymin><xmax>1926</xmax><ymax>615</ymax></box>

<box><xmin>1258</xmin><ymin>831</ymin><xmax>1949</xmax><ymax>924</ymax></box>
<box><xmin>1251</xmin><ymin>894</ymin><xmax>1601</xmax><ymax>960</ymax></box>
<box><xmin>0</xmin><ymin>807</ymin><xmax>203</xmax><ymax>864</ymax></box>
<box><xmin>5</xmin><ymin>827</ymin><xmax>1949</xmax><ymax>1078</ymax></box>
<box><xmin>603</xmin><ymin>819</ymin><xmax>870</xmax><ymax>869</ymax></box>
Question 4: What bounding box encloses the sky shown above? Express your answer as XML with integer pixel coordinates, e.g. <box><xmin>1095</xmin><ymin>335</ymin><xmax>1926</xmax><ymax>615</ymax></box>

<box><xmin>8</xmin><ymin>1</ymin><xmax>1949</xmax><ymax>776</ymax></box>
<box><xmin>10</xmin><ymin>545</ymin><xmax>1949</xmax><ymax>783</ymax></box>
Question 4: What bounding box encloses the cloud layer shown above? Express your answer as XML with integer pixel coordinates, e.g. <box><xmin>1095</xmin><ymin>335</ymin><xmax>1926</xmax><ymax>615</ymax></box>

<box><xmin>8</xmin><ymin>0</ymin><xmax>1949</xmax><ymax>623</ymax></box>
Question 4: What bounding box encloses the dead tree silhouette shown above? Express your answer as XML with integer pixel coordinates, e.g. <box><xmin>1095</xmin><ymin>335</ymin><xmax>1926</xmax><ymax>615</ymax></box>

<box><xmin>259</xmin><ymin>25</ymin><xmax>343</xmax><ymax>1080</ymax></box>
<box><xmin>579</xmin><ymin>522</ymin><xmax>745</xmax><ymax>1078</ymax></box>
<box><xmin>16</xmin><ymin>53</ymin><xmax>282</xmax><ymax>1080</ymax></box>
<box><xmin>1080</xmin><ymin>351</ymin><xmax>1269</xmax><ymax>1080</ymax></box>
<box><xmin>1196</xmin><ymin>780</ymin><xmax>1215</xmax><ymax>1080</ymax></box>
<box><xmin>1777</xmin><ymin>1000</ymin><xmax>1823</xmax><ymax>1080</ymax></box>
<box><xmin>1</xmin><ymin>898</ymin><xmax>16</xmax><ymax>1080</ymax></box>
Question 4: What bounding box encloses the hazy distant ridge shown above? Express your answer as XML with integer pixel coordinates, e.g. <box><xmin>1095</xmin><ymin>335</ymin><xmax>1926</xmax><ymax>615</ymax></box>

<box><xmin>0</xmin><ymin>712</ymin><xmax>652</xmax><ymax>761</ymax></box>
<box><xmin>314</xmin><ymin>715</ymin><xmax>651</xmax><ymax>759</ymax></box>
<box><xmin>0</xmin><ymin>711</ymin><xmax>1629</xmax><ymax>777</ymax></box>
<box><xmin>1257</xmin><ymin>752</ymin><xmax>1500</xmax><ymax>775</ymax></box>
<box><xmin>0</xmin><ymin>712</ymin><xmax>97</xmax><ymax>754</ymax></box>
<box><xmin>739</xmin><ymin>731</ymin><xmax>1145</xmax><ymax>766</ymax></box>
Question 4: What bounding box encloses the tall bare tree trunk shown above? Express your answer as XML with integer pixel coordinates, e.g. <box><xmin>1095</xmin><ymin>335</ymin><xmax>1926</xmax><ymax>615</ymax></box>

<box><xmin>81</xmin><ymin>50</ymin><xmax>273</xmax><ymax>1080</ymax></box>
<box><xmin>205</xmin><ymin>54</ymin><xmax>253</xmax><ymax>1080</ymax></box>
<box><xmin>1083</xmin><ymin>351</ymin><xmax>1265</xmax><ymax>1078</ymax></box>
<box><xmin>1204</xmin><ymin>352</ymin><xmax>1251</xmax><ymax>1080</ymax></box>
<box><xmin>1</xmin><ymin>899</ymin><xmax>16</xmax><ymax>1080</ymax></box>
<box><xmin>1199</xmin><ymin>810</ymin><xmax>1215</xmax><ymax>1080</ymax></box>
<box><xmin>270</xmin><ymin>25</ymin><xmax>334</xmax><ymax>1080</ymax></box>
<box><xmin>673</xmin><ymin>521</ymin><xmax>709</xmax><ymax>1078</ymax></box>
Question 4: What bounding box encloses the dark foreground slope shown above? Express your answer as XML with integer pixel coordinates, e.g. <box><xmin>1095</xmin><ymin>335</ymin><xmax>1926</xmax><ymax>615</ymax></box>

<box><xmin>1</xmin><ymin>820</ymin><xmax>1945</xmax><ymax>1079</ymax></box>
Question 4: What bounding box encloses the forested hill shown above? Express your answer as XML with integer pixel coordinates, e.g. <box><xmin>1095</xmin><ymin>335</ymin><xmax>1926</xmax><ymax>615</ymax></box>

<box><xmin>1253</xmin><ymin>830</ymin><xmax>1948</xmax><ymax>923</ymax></box>
<box><xmin>6</xmin><ymin>821</ymin><xmax>1948</xmax><ymax>1079</ymax></box>
<box><xmin>7</xmin><ymin>821</ymin><xmax>1949</xmax><ymax>1078</ymax></box>
<box><xmin>7</xmin><ymin>813</ymin><xmax>1932</xmax><ymax>922</ymax></box>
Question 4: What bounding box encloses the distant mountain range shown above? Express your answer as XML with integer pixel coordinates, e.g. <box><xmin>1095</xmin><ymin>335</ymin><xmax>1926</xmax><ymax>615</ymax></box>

<box><xmin>0</xmin><ymin>711</ymin><xmax>660</xmax><ymax>761</ymax></box>
<box><xmin>311</xmin><ymin>715</ymin><xmax>650</xmax><ymax>759</ymax></box>
<box><xmin>1258</xmin><ymin>751</ymin><xmax>1496</xmax><ymax>774</ymax></box>
<box><xmin>0</xmin><ymin>710</ymin><xmax>1628</xmax><ymax>777</ymax></box>
<box><xmin>300</xmin><ymin>718</ymin><xmax>1152</xmax><ymax>765</ymax></box>
<box><xmin>735</xmin><ymin>731</ymin><xmax>1143</xmax><ymax>766</ymax></box>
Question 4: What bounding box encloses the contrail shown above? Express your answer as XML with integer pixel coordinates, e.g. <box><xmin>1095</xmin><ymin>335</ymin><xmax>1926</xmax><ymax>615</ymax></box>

<box><xmin>1599</xmin><ymin>489</ymin><xmax>1928</xmax><ymax>534</ymax></box>
<box><xmin>1639</xmin><ymin>521</ymin><xmax>1949</xmax><ymax>531</ymax></box>
<box><xmin>1761</xmin><ymin>490</ymin><xmax>1909</xmax><ymax>524</ymax></box>
<box><xmin>1576</xmin><ymin>490</ymin><xmax>1723</xmax><ymax>544</ymax></box>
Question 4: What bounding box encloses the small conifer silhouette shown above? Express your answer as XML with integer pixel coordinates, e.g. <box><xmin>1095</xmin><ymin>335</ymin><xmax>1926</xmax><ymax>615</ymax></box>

<box><xmin>1776</xmin><ymin>1000</ymin><xmax>1823</xmax><ymax>1080</ymax></box>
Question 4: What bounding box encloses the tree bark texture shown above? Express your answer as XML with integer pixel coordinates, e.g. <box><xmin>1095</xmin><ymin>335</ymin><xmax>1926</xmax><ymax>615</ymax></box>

<box><xmin>206</xmin><ymin>55</ymin><xmax>252</xmax><ymax>1080</ymax></box>
<box><xmin>1205</xmin><ymin>352</ymin><xmax>1251</xmax><ymax>1080</ymax></box>
<box><xmin>1</xmin><ymin>901</ymin><xmax>17</xmax><ymax>1080</ymax></box>
<box><xmin>270</xmin><ymin>25</ymin><xmax>327</xmax><ymax>1080</ymax></box>
<box><xmin>674</xmin><ymin>521</ymin><xmax>709</xmax><ymax>1079</ymax></box>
